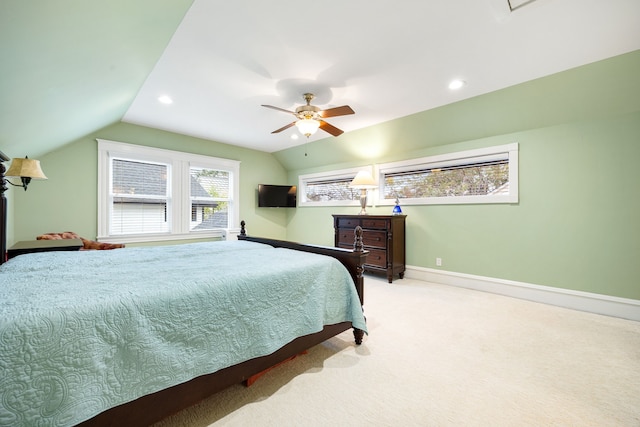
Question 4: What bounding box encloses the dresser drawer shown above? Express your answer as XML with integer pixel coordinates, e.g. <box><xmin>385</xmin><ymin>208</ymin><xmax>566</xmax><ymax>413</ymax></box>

<box><xmin>336</xmin><ymin>217</ymin><xmax>361</xmax><ymax>229</ymax></box>
<box><xmin>361</xmin><ymin>219</ymin><xmax>388</xmax><ymax>230</ymax></box>
<box><xmin>337</xmin><ymin>229</ymin><xmax>359</xmax><ymax>246</ymax></box>
<box><xmin>365</xmin><ymin>248</ymin><xmax>387</xmax><ymax>268</ymax></box>
<box><xmin>362</xmin><ymin>230</ymin><xmax>386</xmax><ymax>248</ymax></box>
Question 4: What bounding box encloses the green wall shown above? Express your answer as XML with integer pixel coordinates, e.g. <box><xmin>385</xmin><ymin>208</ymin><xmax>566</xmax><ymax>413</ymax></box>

<box><xmin>10</xmin><ymin>122</ymin><xmax>289</xmax><ymax>245</ymax></box>
<box><xmin>280</xmin><ymin>51</ymin><xmax>640</xmax><ymax>300</ymax></box>
<box><xmin>8</xmin><ymin>51</ymin><xmax>640</xmax><ymax>301</ymax></box>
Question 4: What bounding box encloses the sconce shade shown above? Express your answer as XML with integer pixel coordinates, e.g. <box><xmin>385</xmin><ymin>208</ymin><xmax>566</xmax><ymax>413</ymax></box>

<box><xmin>5</xmin><ymin>157</ymin><xmax>48</xmax><ymax>180</ymax></box>
<box><xmin>349</xmin><ymin>170</ymin><xmax>377</xmax><ymax>189</ymax></box>
<box><xmin>295</xmin><ymin>118</ymin><xmax>320</xmax><ymax>137</ymax></box>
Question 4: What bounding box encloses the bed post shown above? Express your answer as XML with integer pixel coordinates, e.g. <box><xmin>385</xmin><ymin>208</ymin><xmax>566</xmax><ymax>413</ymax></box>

<box><xmin>0</xmin><ymin>151</ymin><xmax>9</xmax><ymax>265</ymax></box>
<box><xmin>352</xmin><ymin>226</ymin><xmax>366</xmax><ymax>345</ymax></box>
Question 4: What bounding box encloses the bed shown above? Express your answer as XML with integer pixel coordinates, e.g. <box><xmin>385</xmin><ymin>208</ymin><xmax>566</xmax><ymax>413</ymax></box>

<box><xmin>0</xmin><ymin>222</ymin><xmax>368</xmax><ymax>426</ymax></box>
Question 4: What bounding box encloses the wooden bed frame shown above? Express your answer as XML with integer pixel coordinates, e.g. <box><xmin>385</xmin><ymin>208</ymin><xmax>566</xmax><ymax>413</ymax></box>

<box><xmin>78</xmin><ymin>221</ymin><xmax>368</xmax><ymax>426</ymax></box>
<box><xmin>1</xmin><ymin>150</ymin><xmax>11</xmax><ymax>266</ymax></box>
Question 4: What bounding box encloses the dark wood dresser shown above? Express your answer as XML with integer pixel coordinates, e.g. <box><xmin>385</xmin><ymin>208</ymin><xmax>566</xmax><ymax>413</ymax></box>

<box><xmin>333</xmin><ymin>214</ymin><xmax>406</xmax><ymax>283</ymax></box>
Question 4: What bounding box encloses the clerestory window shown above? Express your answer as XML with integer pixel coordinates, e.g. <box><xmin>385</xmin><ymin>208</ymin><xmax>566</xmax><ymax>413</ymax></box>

<box><xmin>378</xmin><ymin>143</ymin><xmax>518</xmax><ymax>205</ymax></box>
<box><xmin>298</xmin><ymin>167</ymin><xmax>370</xmax><ymax>207</ymax></box>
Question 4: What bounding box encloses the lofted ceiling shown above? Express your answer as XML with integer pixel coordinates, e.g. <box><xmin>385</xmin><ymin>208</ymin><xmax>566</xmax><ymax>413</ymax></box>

<box><xmin>1</xmin><ymin>0</ymin><xmax>639</xmax><ymax>158</ymax></box>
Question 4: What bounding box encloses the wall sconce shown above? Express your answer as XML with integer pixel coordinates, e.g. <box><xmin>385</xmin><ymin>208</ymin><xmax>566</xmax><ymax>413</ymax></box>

<box><xmin>1</xmin><ymin>152</ymin><xmax>47</xmax><ymax>264</ymax></box>
<box><xmin>5</xmin><ymin>156</ymin><xmax>48</xmax><ymax>191</ymax></box>
<box><xmin>349</xmin><ymin>170</ymin><xmax>377</xmax><ymax>215</ymax></box>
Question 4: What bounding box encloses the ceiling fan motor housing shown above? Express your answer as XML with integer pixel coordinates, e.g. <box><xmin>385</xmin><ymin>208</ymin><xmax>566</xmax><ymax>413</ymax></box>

<box><xmin>295</xmin><ymin>104</ymin><xmax>320</xmax><ymax>120</ymax></box>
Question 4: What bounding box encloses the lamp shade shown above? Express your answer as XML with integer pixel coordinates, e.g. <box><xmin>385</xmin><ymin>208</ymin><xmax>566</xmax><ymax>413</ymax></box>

<box><xmin>349</xmin><ymin>170</ymin><xmax>377</xmax><ymax>189</ymax></box>
<box><xmin>295</xmin><ymin>118</ymin><xmax>320</xmax><ymax>137</ymax></box>
<box><xmin>5</xmin><ymin>157</ymin><xmax>48</xmax><ymax>180</ymax></box>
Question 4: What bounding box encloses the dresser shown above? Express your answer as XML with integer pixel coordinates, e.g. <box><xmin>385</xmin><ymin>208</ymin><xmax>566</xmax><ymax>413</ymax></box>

<box><xmin>333</xmin><ymin>214</ymin><xmax>406</xmax><ymax>283</ymax></box>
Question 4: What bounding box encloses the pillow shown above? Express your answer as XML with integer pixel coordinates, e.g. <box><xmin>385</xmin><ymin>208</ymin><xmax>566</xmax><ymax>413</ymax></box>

<box><xmin>36</xmin><ymin>232</ymin><xmax>125</xmax><ymax>250</ymax></box>
<box><xmin>37</xmin><ymin>232</ymin><xmax>80</xmax><ymax>241</ymax></box>
<box><xmin>80</xmin><ymin>238</ymin><xmax>125</xmax><ymax>250</ymax></box>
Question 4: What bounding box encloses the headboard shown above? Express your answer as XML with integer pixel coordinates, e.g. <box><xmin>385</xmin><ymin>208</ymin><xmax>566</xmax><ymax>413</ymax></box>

<box><xmin>0</xmin><ymin>150</ymin><xmax>10</xmax><ymax>265</ymax></box>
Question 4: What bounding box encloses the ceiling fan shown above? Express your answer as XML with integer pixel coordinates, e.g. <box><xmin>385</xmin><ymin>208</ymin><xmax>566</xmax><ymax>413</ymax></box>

<box><xmin>262</xmin><ymin>93</ymin><xmax>355</xmax><ymax>137</ymax></box>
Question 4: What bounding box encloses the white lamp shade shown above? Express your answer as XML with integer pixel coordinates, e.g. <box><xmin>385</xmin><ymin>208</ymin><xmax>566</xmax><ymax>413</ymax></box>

<box><xmin>5</xmin><ymin>157</ymin><xmax>48</xmax><ymax>179</ymax></box>
<box><xmin>349</xmin><ymin>170</ymin><xmax>377</xmax><ymax>189</ymax></box>
<box><xmin>296</xmin><ymin>118</ymin><xmax>320</xmax><ymax>137</ymax></box>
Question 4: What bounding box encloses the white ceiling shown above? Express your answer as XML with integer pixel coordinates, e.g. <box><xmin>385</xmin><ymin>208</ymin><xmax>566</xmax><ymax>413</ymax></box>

<box><xmin>122</xmin><ymin>0</ymin><xmax>640</xmax><ymax>153</ymax></box>
<box><xmin>1</xmin><ymin>0</ymin><xmax>639</xmax><ymax>159</ymax></box>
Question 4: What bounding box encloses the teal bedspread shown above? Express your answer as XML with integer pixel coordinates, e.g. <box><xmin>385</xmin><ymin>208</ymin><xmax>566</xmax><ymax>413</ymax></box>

<box><xmin>0</xmin><ymin>240</ymin><xmax>366</xmax><ymax>426</ymax></box>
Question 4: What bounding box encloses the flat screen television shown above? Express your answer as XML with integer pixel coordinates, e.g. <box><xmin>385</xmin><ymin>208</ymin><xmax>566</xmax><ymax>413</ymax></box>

<box><xmin>258</xmin><ymin>184</ymin><xmax>297</xmax><ymax>208</ymax></box>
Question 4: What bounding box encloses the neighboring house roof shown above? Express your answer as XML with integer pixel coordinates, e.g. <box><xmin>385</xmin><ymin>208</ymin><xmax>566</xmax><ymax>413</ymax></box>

<box><xmin>190</xmin><ymin>175</ymin><xmax>211</xmax><ymax>198</ymax></box>
<box><xmin>112</xmin><ymin>160</ymin><xmax>222</xmax><ymax>206</ymax></box>
<box><xmin>192</xmin><ymin>211</ymin><xmax>228</xmax><ymax>230</ymax></box>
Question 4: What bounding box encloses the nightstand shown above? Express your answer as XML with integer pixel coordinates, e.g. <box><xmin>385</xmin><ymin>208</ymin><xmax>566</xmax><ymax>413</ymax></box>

<box><xmin>7</xmin><ymin>239</ymin><xmax>83</xmax><ymax>260</ymax></box>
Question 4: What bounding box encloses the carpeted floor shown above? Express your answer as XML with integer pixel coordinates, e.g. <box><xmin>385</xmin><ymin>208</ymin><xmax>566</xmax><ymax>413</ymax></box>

<box><xmin>154</xmin><ymin>276</ymin><xmax>640</xmax><ymax>427</ymax></box>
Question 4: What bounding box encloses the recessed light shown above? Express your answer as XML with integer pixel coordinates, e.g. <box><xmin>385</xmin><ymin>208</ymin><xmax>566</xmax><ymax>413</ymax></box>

<box><xmin>158</xmin><ymin>95</ymin><xmax>173</xmax><ymax>105</ymax></box>
<box><xmin>448</xmin><ymin>79</ymin><xmax>466</xmax><ymax>90</ymax></box>
<box><xmin>290</xmin><ymin>134</ymin><xmax>299</xmax><ymax>140</ymax></box>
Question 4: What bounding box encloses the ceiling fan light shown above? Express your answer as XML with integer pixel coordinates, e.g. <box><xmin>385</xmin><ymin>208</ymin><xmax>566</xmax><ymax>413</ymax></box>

<box><xmin>296</xmin><ymin>118</ymin><xmax>320</xmax><ymax>137</ymax></box>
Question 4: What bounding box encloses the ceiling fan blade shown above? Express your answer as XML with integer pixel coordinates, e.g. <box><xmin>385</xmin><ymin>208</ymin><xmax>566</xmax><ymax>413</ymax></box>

<box><xmin>271</xmin><ymin>122</ymin><xmax>296</xmax><ymax>134</ymax></box>
<box><xmin>262</xmin><ymin>104</ymin><xmax>296</xmax><ymax>115</ymax></box>
<box><xmin>319</xmin><ymin>105</ymin><xmax>355</xmax><ymax>118</ymax></box>
<box><xmin>319</xmin><ymin>120</ymin><xmax>344</xmax><ymax>137</ymax></box>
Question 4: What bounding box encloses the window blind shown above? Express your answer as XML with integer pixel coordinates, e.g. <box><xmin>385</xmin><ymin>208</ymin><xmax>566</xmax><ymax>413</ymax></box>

<box><xmin>111</xmin><ymin>159</ymin><xmax>170</xmax><ymax>235</ymax></box>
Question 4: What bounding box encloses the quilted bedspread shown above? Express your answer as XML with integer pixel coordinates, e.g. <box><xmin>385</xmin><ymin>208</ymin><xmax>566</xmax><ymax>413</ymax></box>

<box><xmin>0</xmin><ymin>240</ymin><xmax>367</xmax><ymax>426</ymax></box>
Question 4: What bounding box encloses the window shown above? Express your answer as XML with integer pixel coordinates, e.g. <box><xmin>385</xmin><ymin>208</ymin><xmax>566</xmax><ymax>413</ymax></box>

<box><xmin>111</xmin><ymin>158</ymin><xmax>170</xmax><ymax>235</ymax></box>
<box><xmin>377</xmin><ymin>143</ymin><xmax>518</xmax><ymax>205</ymax></box>
<box><xmin>189</xmin><ymin>167</ymin><xmax>230</xmax><ymax>231</ymax></box>
<box><xmin>98</xmin><ymin>140</ymin><xmax>240</xmax><ymax>243</ymax></box>
<box><xmin>298</xmin><ymin>167</ymin><xmax>370</xmax><ymax>207</ymax></box>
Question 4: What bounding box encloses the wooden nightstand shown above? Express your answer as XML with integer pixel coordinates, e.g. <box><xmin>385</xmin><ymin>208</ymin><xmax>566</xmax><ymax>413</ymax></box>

<box><xmin>7</xmin><ymin>239</ymin><xmax>83</xmax><ymax>260</ymax></box>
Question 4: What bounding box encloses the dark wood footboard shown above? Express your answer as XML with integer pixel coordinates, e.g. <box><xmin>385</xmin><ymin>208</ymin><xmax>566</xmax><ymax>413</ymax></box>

<box><xmin>237</xmin><ymin>220</ymin><xmax>369</xmax><ymax>345</ymax></box>
<box><xmin>238</xmin><ymin>220</ymin><xmax>368</xmax><ymax>306</ymax></box>
<box><xmin>78</xmin><ymin>222</ymin><xmax>369</xmax><ymax>427</ymax></box>
<box><xmin>78</xmin><ymin>323</ymin><xmax>353</xmax><ymax>427</ymax></box>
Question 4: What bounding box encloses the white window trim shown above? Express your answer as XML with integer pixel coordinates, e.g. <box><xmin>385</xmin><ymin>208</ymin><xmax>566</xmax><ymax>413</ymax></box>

<box><xmin>376</xmin><ymin>143</ymin><xmax>519</xmax><ymax>205</ymax></box>
<box><xmin>97</xmin><ymin>139</ymin><xmax>240</xmax><ymax>243</ymax></box>
<box><xmin>298</xmin><ymin>166</ymin><xmax>374</xmax><ymax>207</ymax></box>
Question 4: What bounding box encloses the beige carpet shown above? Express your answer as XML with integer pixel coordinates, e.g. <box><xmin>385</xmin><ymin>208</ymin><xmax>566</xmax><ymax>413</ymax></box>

<box><xmin>154</xmin><ymin>276</ymin><xmax>640</xmax><ymax>427</ymax></box>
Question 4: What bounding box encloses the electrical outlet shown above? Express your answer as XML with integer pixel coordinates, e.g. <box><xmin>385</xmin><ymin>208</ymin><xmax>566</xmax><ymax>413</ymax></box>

<box><xmin>436</xmin><ymin>257</ymin><xmax>442</xmax><ymax>267</ymax></box>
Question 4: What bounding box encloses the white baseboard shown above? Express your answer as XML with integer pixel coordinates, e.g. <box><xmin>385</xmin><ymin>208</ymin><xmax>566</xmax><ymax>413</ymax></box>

<box><xmin>404</xmin><ymin>265</ymin><xmax>640</xmax><ymax>322</ymax></box>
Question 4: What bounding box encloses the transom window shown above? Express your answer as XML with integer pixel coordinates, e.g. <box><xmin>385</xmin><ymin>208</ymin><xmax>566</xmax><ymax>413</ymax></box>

<box><xmin>296</xmin><ymin>143</ymin><xmax>518</xmax><ymax>207</ymax></box>
<box><xmin>98</xmin><ymin>140</ymin><xmax>240</xmax><ymax>243</ymax></box>
<box><xmin>298</xmin><ymin>167</ymin><xmax>368</xmax><ymax>207</ymax></box>
<box><xmin>378</xmin><ymin>143</ymin><xmax>518</xmax><ymax>205</ymax></box>
<box><xmin>383</xmin><ymin>159</ymin><xmax>509</xmax><ymax>199</ymax></box>
<box><xmin>305</xmin><ymin>177</ymin><xmax>359</xmax><ymax>202</ymax></box>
